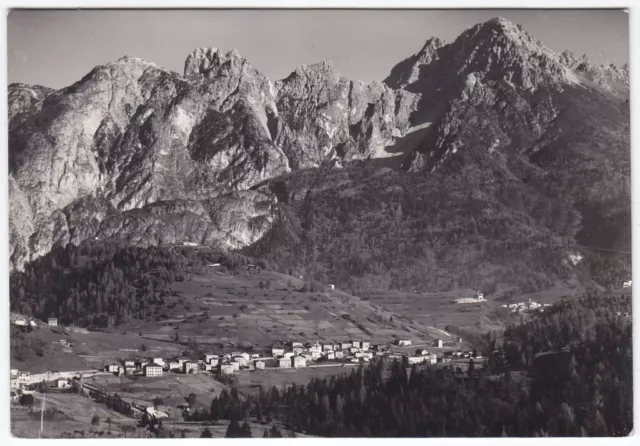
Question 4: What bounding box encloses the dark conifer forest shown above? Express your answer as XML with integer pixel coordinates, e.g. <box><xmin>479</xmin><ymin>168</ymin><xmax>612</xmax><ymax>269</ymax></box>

<box><xmin>9</xmin><ymin>241</ymin><xmax>262</xmax><ymax>327</ymax></box>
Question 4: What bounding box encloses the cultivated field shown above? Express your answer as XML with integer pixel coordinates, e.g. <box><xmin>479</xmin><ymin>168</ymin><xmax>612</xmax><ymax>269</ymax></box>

<box><xmin>362</xmin><ymin>288</ymin><xmax>518</xmax><ymax>335</ymax></box>
<box><xmin>11</xmin><ymin>325</ymin><xmax>185</xmax><ymax>374</ymax></box>
<box><xmin>234</xmin><ymin>364</ymin><xmax>359</xmax><ymax>394</ymax></box>
<box><xmin>87</xmin><ymin>373</ymin><xmax>227</xmax><ymax>412</ymax></box>
<box><xmin>120</xmin><ymin>268</ymin><xmax>444</xmax><ymax>347</ymax></box>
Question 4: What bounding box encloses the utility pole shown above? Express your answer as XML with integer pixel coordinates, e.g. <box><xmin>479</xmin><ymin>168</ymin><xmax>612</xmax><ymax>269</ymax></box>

<box><xmin>39</xmin><ymin>391</ymin><xmax>45</xmax><ymax>438</ymax></box>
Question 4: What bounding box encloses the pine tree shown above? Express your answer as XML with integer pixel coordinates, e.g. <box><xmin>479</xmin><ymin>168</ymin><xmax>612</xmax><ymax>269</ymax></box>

<box><xmin>200</xmin><ymin>428</ymin><xmax>213</xmax><ymax>438</ymax></box>
<box><xmin>240</xmin><ymin>421</ymin><xmax>252</xmax><ymax>437</ymax></box>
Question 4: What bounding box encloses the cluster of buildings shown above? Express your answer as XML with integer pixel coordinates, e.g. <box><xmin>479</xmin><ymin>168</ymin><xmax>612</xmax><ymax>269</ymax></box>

<box><xmin>269</xmin><ymin>340</ymin><xmax>378</xmax><ymax>369</ymax></box>
<box><xmin>10</xmin><ymin>369</ymin><xmax>78</xmax><ymax>391</ymax></box>
<box><xmin>103</xmin><ymin>354</ymin><xmax>232</xmax><ymax>377</ymax></box>
<box><xmin>443</xmin><ymin>350</ymin><xmax>480</xmax><ymax>359</ymax></box>
<box><xmin>9</xmin><ymin>369</ymin><xmax>31</xmax><ymax>391</ymax></box>
<box><xmin>453</xmin><ymin>291</ymin><xmax>486</xmax><ymax>304</ymax></box>
<box><xmin>501</xmin><ymin>299</ymin><xmax>551</xmax><ymax>313</ymax></box>
<box><xmin>406</xmin><ymin>349</ymin><xmax>438</xmax><ymax>365</ymax></box>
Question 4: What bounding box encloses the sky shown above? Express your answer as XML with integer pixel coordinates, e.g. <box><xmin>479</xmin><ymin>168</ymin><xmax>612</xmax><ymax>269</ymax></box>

<box><xmin>7</xmin><ymin>9</ymin><xmax>629</xmax><ymax>89</ymax></box>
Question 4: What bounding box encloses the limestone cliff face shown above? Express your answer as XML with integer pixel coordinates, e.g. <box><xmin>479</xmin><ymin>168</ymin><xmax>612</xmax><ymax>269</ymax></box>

<box><xmin>8</xmin><ymin>46</ymin><xmax>415</xmax><ymax>270</ymax></box>
<box><xmin>8</xmin><ymin>17</ymin><xmax>629</xmax><ymax>271</ymax></box>
<box><xmin>273</xmin><ymin>61</ymin><xmax>416</xmax><ymax>168</ymax></box>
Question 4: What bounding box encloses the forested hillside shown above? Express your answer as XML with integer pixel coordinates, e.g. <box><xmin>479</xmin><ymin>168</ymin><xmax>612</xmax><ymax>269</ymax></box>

<box><xmin>247</xmin><ymin>160</ymin><xmax>629</xmax><ymax>298</ymax></box>
<box><xmin>9</xmin><ymin>241</ymin><xmax>263</xmax><ymax>327</ymax></box>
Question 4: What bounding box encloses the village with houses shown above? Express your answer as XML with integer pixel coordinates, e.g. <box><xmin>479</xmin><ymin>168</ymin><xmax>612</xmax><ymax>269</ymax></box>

<box><xmin>9</xmin><ymin>310</ymin><xmax>481</xmax><ymax>425</ymax></box>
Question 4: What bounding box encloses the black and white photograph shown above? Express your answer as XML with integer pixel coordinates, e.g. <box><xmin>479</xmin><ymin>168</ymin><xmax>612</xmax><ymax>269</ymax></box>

<box><xmin>5</xmin><ymin>5</ymin><xmax>633</xmax><ymax>439</ymax></box>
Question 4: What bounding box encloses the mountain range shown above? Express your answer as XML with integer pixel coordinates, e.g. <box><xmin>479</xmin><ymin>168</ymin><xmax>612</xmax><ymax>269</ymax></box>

<box><xmin>8</xmin><ymin>17</ymin><xmax>630</xmax><ymax>299</ymax></box>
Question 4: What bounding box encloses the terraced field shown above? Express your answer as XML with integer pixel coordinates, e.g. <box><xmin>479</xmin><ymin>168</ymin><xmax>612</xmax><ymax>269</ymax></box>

<box><xmin>121</xmin><ymin>268</ymin><xmax>444</xmax><ymax>347</ymax></box>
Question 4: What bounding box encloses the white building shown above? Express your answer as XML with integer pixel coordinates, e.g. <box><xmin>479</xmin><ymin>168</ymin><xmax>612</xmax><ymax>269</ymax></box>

<box><xmin>144</xmin><ymin>364</ymin><xmax>163</xmax><ymax>377</ymax></box>
<box><xmin>293</xmin><ymin>347</ymin><xmax>304</xmax><ymax>355</ymax></box>
<box><xmin>229</xmin><ymin>361</ymin><xmax>241</xmax><ymax>372</ymax></box>
<box><xmin>362</xmin><ymin>342</ymin><xmax>370</xmax><ymax>351</ymax></box>
<box><xmin>272</xmin><ymin>347</ymin><xmax>285</xmax><ymax>357</ymax></box>
<box><xmin>309</xmin><ymin>343</ymin><xmax>322</xmax><ymax>354</ymax></box>
<box><xmin>233</xmin><ymin>356</ymin><xmax>249</xmax><ymax>367</ymax></box>
<box><xmin>397</xmin><ymin>339</ymin><xmax>411</xmax><ymax>347</ymax></box>
<box><xmin>183</xmin><ymin>362</ymin><xmax>198</xmax><ymax>374</ymax></box>
<box><xmin>124</xmin><ymin>360</ymin><xmax>135</xmax><ymax>367</ymax></box>
<box><xmin>434</xmin><ymin>339</ymin><xmax>443</xmax><ymax>348</ymax></box>
<box><xmin>13</xmin><ymin>319</ymin><xmax>26</xmax><ymax>326</ymax></box>
<box><xmin>292</xmin><ymin>356</ymin><xmax>307</xmax><ymax>368</ymax></box>
<box><xmin>279</xmin><ymin>358</ymin><xmax>291</xmax><ymax>368</ymax></box>
<box><xmin>283</xmin><ymin>352</ymin><xmax>295</xmax><ymax>359</ymax></box>
<box><xmin>326</xmin><ymin>351</ymin><xmax>335</xmax><ymax>360</ymax></box>
<box><xmin>255</xmin><ymin>360</ymin><xmax>266</xmax><ymax>370</ymax></box>
<box><xmin>153</xmin><ymin>358</ymin><xmax>165</xmax><ymax>367</ymax></box>
<box><xmin>220</xmin><ymin>364</ymin><xmax>235</xmax><ymax>375</ymax></box>
<box><xmin>291</xmin><ymin>342</ymin><xmax>303</xmax><ymax>348</ymax></box>
<box><xmin>47</xmin><ymin>318</ymin><xmax>58</xmax><ymax>327</ymax></box>
<box><xmin>105</xmin><ymin>364</ymin><xmax>120</xmax><ymax>373</ymax></box>
<box><xmin>351</xmin><ymin>341</ymin><xmax>361</xmax><ymax>349</ymax></box>
<box><xmin>311</xmin><ymin>351</ymin><xmax>321</xmax><ymax>360</ymax></box>
<box><xmin>335</xmin><ymin>351</ymin><xmax>344</xmax><ymax>359</ymax></box>
<box><xmin>203</xmin><ymin>354</ymin><xmax>218</xmax><ymax>363</ymax></box>
<box><xmin>323</xmin><ymin>344</ymin><xmax>334</xmax><ymax>352</ymax></box>
<box><xmin>56</xmin><ymin>378</ymin><xmax>71</xmax><ymax>389</ymax></box>
<box><xmin>408</xmin><ymin>356</ymin><xmax>425</xmax><ymax>365</ymax></box>
<box><xmin>167</xmin><ymin>361</ymin><xmax>181</xmax><ymax>371</ymax></box>
<box><xmin>623</xmin><ymin>280</ymin><xmax>632</xmax><ymax>288</ymax></box>
<box><xmin>340</xmin><ymin>341</ymin><xmax>352</xmax><ymax>350</ymax></box>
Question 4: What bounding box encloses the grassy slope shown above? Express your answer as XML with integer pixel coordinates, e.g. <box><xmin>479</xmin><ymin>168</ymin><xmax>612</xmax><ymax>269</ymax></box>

<box><xmin>120</xmin><ymin>267</ymin><xmax>457</xmax><ymax>346</ymax></box>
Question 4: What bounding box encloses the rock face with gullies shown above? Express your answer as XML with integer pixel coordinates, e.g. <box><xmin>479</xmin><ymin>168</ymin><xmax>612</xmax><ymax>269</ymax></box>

<box><xmin>388</xmin><ymin>17</ymin><xmax>629</xmax><ymax>257</ymax></box>
<box><xmin>8</xmin><ymin>46</ymin><xmax>415</xmax><ymax>270</ymax></box>
<box><xmin>385</xmin><ymin>17</ymin><xmax>629</xmax><ymax>172</ymax></box>
<box><xmin>273</xmin><ymin>61</ymin><xmax>416</xmax><ymax>168</ymax></box>
<box><xmin>248</xmin><ymin>17</ymin><xmax>629</xmax><ymax>297</ymax></box>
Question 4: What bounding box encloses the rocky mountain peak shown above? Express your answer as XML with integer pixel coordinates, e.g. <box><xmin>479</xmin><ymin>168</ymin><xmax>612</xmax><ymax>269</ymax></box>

<box><xmin>288</xmin><ymin>60</ymin><xmax>339</xmax><ymax>82</ymax></box>
<box><xmin>559</xmin><ymin>49</ymin><xmax>629</xmax><ymax>87</ymax></box>
<box><xmin>8</xmin><ymin>17</ymin><xmax>629</xmax><ymax>275</ymax></box>
<box><xmin>418</xmin><ymin>37</ymin><xmax>444</xmax><ymax>59</ymax></box>
<box><xmin>184</xmin><ymin>47</ymin><xmax>248</xmax><ymax>77</ymax></box>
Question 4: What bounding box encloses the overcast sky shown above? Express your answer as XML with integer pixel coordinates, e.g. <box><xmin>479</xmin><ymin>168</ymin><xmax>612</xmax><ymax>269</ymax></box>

<box><xmin>8</xmin><ymin>9</ymin><xmax>629</xmax><ymax>89</ymax></box>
